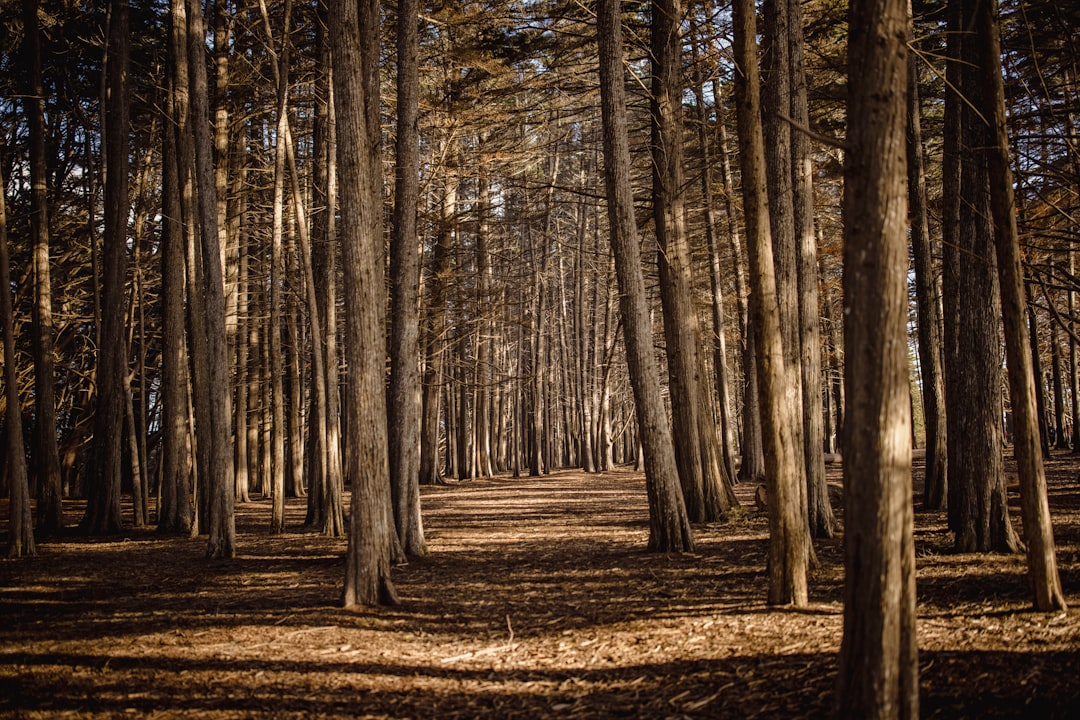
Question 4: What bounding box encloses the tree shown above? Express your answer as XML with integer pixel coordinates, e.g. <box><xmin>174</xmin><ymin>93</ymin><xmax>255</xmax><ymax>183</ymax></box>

<box><xmin>947</xmin><ymin>0</ymin><xmax>1020</xmax><ymax>554</ymax></box>
<box><xmin>331</xmin><ymin>0</ymin><xmax>399</xmax><ymax>607</ymax></box>
<box><xmin>187</xmin><ymin>0</ymin><xmax>235</xmax><ymax>559</ymax></box>
<box><xmin>731</xmin><ymin>0</ymin><xmax>809</xmax><ymax>605</ymax></box>
<box><xmin>598</xmin><ymin>0</ymin><xmax>693</xmax><ymax>553</ymax></box>
<box><xmin>389</xmin><ymin>0</ymin><xmax>427</xmax><ymax>556</ymax></box>
<box><xmin>158</xmin><ymin>0</ymin><xmax>195</xmax><ymax>535</ymax></box>
<box><xmin>22</xmin><ymin>0</ymin><xmax>63</xmax><ymax>535</ymax></box>
<box><xmin>80</xmin><ymin>0</ymin><xmax>130</xmax><ymax>536</ymax></box>
<box><xmin>2</xmin><ymin>172</ymin><xmax>36</xmax><ymax>557</ymax></box>
<box><xmin>975</xmin><ymin>0</ymin><xmax>1067</xmax><ymax>612</ymax></box>
<box><xmin>651</xmin><ymin>0</ymin><xmax>733</xmax><ymax>522</ymax></box>
<box><xmin>906</xmin><ymin>12</ymin><xmax>947</xmax><ymax>511</ymax></box>
<box><xmin>835</xmin><ymin>0</ymin><xmax>918</xmax><ymax>714</ymax></box>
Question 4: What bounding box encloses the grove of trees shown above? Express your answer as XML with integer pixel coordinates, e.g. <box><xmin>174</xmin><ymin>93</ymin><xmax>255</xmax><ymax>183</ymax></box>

<box><xmin>1</xmin><ymin>0</ymin><xmax>1077</xmax><ymax>713</ymax></box>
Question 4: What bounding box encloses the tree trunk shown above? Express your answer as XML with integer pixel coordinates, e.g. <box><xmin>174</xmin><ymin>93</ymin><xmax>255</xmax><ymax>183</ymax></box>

<box><xmin>975</xmin><ymin>0</ymin><xmax>1067</xmax><ymax>611</ymax></box>
<box><xmin>788</xmin><ymin>0</ymin><xmax>833</xmax><ymax>539</ymax></box>
<box><xmin>22</xmin><ymin>0</ymin><xmax>63</xmax><ymax>535</ymax></box>
<box><xmin>732</xmin><ymin>0</ymin><xmax>808</xmax><ymax>605</ymax></box>
<box><xmin>187</xmin><ymin>0</ymin><xmax>235</xmax><ymax>559</ymax></box>
<box><xmin>81</xmin><ymin>0</ymin><xmax>130</xmax><ymax>536</ymax></box>
<box><xmin>331</xmin><ymin>0</ymin><xmax>399</xmax><ymax>607</ymax></box>
<box><xmin>389</xmin><ymin>0</ymin><xmax>427</xmax><ymax>556</ymax></box>
<box><xmin>158</xmin><ymin>4</ymin><xmax>193</xmax><ymax>534</ymax></box>
<box><xmin>2</xmin><ymin>170</ymin><xmax>36</xmax><ymax>556</ymax></box>
<box><xmin>837</xmin><ymin>1</ymin><xmax>919</xmax><ymax>715</ymax></box>
<box><xmin>598</xmin><ymin>0</ymin><xmax>693</xmax><ymax>553</ymax></box>
<box><xmin>906</xmin><ymin>17</ymin><xmax>948</xmax><ymax>510</ymax></box>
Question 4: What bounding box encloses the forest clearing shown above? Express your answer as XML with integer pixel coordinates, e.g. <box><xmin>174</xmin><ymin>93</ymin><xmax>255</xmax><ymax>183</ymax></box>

<box><xmin>3</xmin><ymin>457</ymin><xmax>1079</xmax><ymax>719</ymax></box>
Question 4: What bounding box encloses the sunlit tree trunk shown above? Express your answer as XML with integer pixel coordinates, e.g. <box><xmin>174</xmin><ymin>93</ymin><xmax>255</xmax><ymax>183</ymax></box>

<box><xmin>389</xmin><ymin>0</ymin><xmax>427</xmax><ymax>555</ymax></box>
<box><xmin>598</xmin><ymin>0</ymin><xmax>693</xmax><ymax>553</ymax></box>
<box><xmin>836</xmin><ymin>0</ymin><xmax>918</xmax><ymax>714</ymax></box>
<box><xmin>332</xmin><ymin>0</ymin><xmax>399</xmax><ymax>607</ymax></box>
<box><xmin>732</xmin><ymin>0</ymin><xmax>808</xmax><ymax>605</ymax></box>
<box><xmin>187</xmin><ymin>0</ymin><xmax>235</xmax><ymax>559</ymax></box>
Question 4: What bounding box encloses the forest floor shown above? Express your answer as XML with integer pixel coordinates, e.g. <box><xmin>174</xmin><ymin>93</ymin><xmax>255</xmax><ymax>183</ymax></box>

<box><xmin>2</xmin><ymin>456</ymin><xmax>1080</xmax><ymax>719</ymax></box>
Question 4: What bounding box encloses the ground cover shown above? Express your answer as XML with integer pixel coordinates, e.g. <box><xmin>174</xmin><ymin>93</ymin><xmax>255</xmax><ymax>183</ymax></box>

<box><xmin>2</xmin><ymin>457</ymin><xmax>1079</xmax><ymax>718</ymax></box>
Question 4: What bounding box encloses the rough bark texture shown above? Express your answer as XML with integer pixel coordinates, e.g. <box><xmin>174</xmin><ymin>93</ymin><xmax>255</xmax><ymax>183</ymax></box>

<box><xmin>788</xmin><ymin>0</ymin><xmax>833</xmax><ymax>539</ymax></box>
<box><xmin>389</xmin><ymin>0</ymin><xmax>427</xmax><ymax>556</ymax></box>
<box><xmin>23</xmin><ymin>0</ymin><xmax>64</xmax><ymax>535</ymax></box>
<box><xmin>598</xmin><ymin>0</ymin><xmax>693</xmax><ymax>554</ymax></box>
<box><xmin>976</xmin><ymin>0</ymin><xmax>1067</xmax><ymax>611</ymax></box>
<box><xmin>187</xmin><ymin>0</ymin><xmax>235</xmax><ymax>559</ymax></box>
<box><xmin>81</xmin><ymin>0</ymin><xmax>129</xmax><ymax>537</ymax></box>
<box><xmin>2</xmin><ymin>170</ymin><xmax>36</xmax><ymax>556</ymax></box>
<box><xmin>951</xmin><ymin>0</ymin><xmax>1020</xmax><ymax>554</ymax></box>
<box><xmin>650</xmin><ymin>0</ymin><xmax>727</xmax><ymax>522</ymax></box>
<box><xmin>331</xmin><ymin>0</ymin><xmax>400</xmax><ymax>607</ymax></box>
<box><xmin>836</xmin><ymin>0</ymin><xmax>919</xmax><ymax>716</ymax></box>
<box><xmin>732</xmin><ymin>0</ymin><xmax>808</xmax><ymax>605</ymax></box>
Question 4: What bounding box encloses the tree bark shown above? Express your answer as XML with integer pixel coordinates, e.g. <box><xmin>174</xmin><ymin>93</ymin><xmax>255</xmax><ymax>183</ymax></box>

<box><xmin>732</xmin><ymin>0</ymin><xmax>809</xmax><ymax>605</ymax></box>
<box><xmin>836</xmin><ymin>0</ymin><xmax>919</xmax><ymax>715</ymax></box>
<box><xmin>975</xmin><ymin>0</ymin><xmax>1067</xmax><ymax>611</ymax></box>
<box><xmin>598</xmin><ymin>0</ymin><xmax>693</xmax><ymax>553</ymax></box>
<box><xmin>2</xmin><ymin>171</ymin><xmax>36</xmax><ymax>556</ymax></box>
<box><xmin>331</xmin><ymin>0</ymin><xmax>400</xmax><ymax>607</ymax></box>
<box><xmin>81</xmin><ymin>0</ymin><xmax>130</xmax><ymax>536</ymax></box>
<box><xmin>389</xmin><ymin>0</ymin><xmax>427</xmax><ymax>556</ymax></box>
<box><xmin>22</xmin><ymin>0</ymin><xmax>63</xmax><ymax>535</ymax></box>
<box><xmin>906</xmin><ymin>17</ymin><xmax>948</xmax><ymax>511</ymax></box>
<box><xmin>187</xmin><ymin>0</ymin><xmax>235</xmax><ymax>559</ymax></box>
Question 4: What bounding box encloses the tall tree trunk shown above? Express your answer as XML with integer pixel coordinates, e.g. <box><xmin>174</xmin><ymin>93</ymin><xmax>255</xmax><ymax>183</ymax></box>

<box><xmin>950</xmin><ymin>0</ymin><xmax>1020</xmax><ymax>554</ymax></box>
<box><xmin>81</xmin><ymin>0</ymin><xmax>130</xmax><ymax>536</ymax></box>
<box><xmin>732</xmin><ymin>0</ymin><xmax>809</xmax><ymax>605</ymax></box>
<box><xmin>22</xmin><ymin>0</ymin><xmax>63</xmax><ymax>535</ymax></box>
<box><xmin>332</xmin><ymin>0</ymin><xmax>399</xmax><ymax>607</ymax></box>
<box><xmin>975</xmin><ymin>0</ymin><xmax>1067</xmax><ymax>611</ymax></box>
<box><xmin>651</xmin><ymin>0</ymin><xmax>731</xmax><ymax>521</ymax></box>
<box><xmin>906</xmin><ymin>14</ymin><xmax>948</xmax><ymax>510</ymax></box>
<box><xmin>598</xmin><ymin>0</ymin><xmax>693</xmax><ymax>553</ymax></box>
<box><xmin>836</xmin><ymin>0</ymin><xmax>919</xmax><ymax>715</ymax></box>
<box><xmin>158</xmin><ymin>3</ymin><xmax>193</xmax><ymax>534</ymax></box>
<box><xmin>187</xmin><ymin>0</ymin><xmax>235</xmax><ymax>559</ymax></box>
<box><xmin>389</xmin><ymin>0</ymin><xmax>427</xmax><ymax>556</ymax></box>
<box><xmin>2</xmin><ymin>171</ymin><xmax>36</xmax><ymax>556</ymax></box>
<box><xmin>788</xmin><ymin>0</ymin><xmax>833</xmax><ymax>539</ymax></box>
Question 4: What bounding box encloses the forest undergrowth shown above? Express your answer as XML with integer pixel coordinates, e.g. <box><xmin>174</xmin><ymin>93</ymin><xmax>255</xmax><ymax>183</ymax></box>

<box><xmin>2</xmin><ymin>455</ymin><xmax>1079</xmax><ymax>718</ymax></box>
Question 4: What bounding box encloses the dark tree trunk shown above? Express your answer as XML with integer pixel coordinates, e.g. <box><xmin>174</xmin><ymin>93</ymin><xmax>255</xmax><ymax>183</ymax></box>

<box><xmin>81</xmin><ymin>0</ymin><xmax>130</xmax><ymax>536</ymax></box>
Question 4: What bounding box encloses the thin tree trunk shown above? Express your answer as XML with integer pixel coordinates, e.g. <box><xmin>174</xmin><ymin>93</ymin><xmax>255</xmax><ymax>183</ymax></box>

<box><xmin>732</xmin><ymin>0</ymin><xmax>808</xmax><ymax>605</ymax></box>
<box><xmin>81</xmin><ymin>0</ymin><xmax>130</xmax><ymax>536</ymax></box>
<box><xmin>598</xmin><ymin>0</ymin><xmax>693</xmax><ymax>553</ymax></box>
<box><xmin>976</xmin><ymin>0</ymin><xmax>1067</xmax><ymax>611</ymax></box>
<box><xmin>2</xmin><ymin>171</ymin><xmax>36</xmax><ymax>556</ymax></box>
<box><xmin>389</xmin><ymin>0</ymin><xmax>427</xmax><ymax>555</ymax></box>
<box><xmin>187</xmin><ymin>0</ymin><xmax>235</xmax><ymax>559</ymax></box>
<box><xmin>22</xmin><ymin>0</ymin><xmax>63</xmax><ymax>534</ymax></box>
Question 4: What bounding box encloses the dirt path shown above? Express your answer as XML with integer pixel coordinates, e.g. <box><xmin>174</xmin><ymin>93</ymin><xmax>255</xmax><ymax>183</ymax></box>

<box><xmin>2</xmin><ymin>462</ymin><xmax>1079</xmax><ymax>718</ymax></box>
